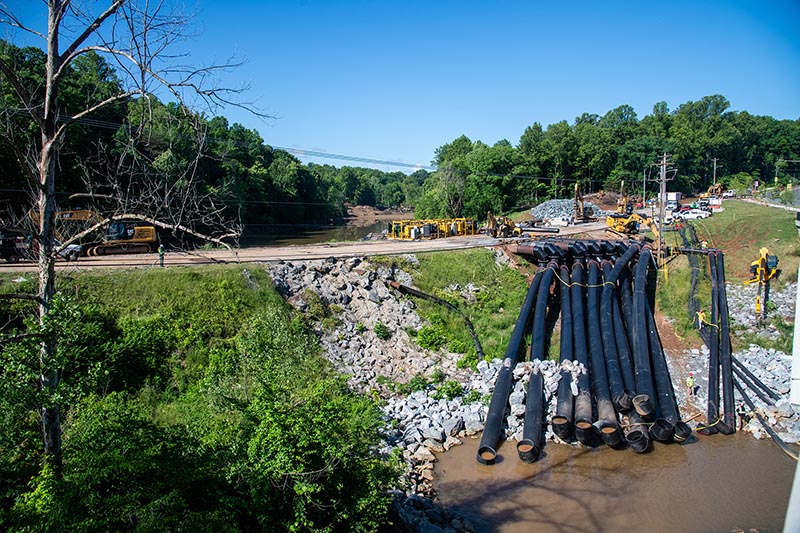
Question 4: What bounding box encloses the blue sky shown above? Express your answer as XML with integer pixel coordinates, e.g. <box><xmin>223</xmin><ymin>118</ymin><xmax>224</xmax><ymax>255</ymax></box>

<box><xmin>4</xmin><ymin>1</ymin><xmax>800</xmax><ymax>171</ymax></box>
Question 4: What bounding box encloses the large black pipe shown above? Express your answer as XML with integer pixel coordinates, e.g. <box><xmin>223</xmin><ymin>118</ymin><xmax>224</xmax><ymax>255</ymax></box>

<box><xmin>731</xmin><ymin>356</ymin><xmax>781</xmax><ymax>402</ymax></box>
<box><xmin>600</xmin><ymin>245</ymin><xmax>640</xmax><ymax>411</ymax></box>
<box><xmin>632</xmin><ymin>248</ymin><xmax>657</xmax><ymax>421</ymax></box>
<box><xmin>734</xmin><ymin>378</ymin><xmax>798</xmax><ymax>460</ymax></box>
<box><xmin>518</xmin><ymin>370</ymin><xmax>545</xmax><ymax>462</ymax></box>
<box><xmin>477</xmin><ymin>270</ymin><xmax>542</xmax><ymax>464</ymax></box>
<box><xmin>612</xmin><ymin>289</ymin><xmax>637</xmax><ymax>392</ymax></box>
<box><xmin>553</xmin><ymin>264</ymin><xmax>575</xmax><ymax>441</ymax></box>
<box><xmin>619</xmin><ymin>266</ymin><xmax>636</xmax><ymax>349</ymax></box>
<box><xmin>732</xmin><ymin>363</ymin><xmax>776</xmax><ymax>406</ymax></box>
<box><xmin>716</xmin><ymin>251</ymin><xmax>736</xmax><ymax>433</ymax></box>
<box><xmin>704</xmin><ymin>252</ymin><xmax>722</xmax><ymax>434</ymax></box>
<box><xmin>587</xmin><ymin>259</ymin><xmax>622</xmax><ymax>446</ymax></box>
<box><xmin>624</xmin><ymin>411</ymin><xmax>652</xmax><ymax>453</ymax></box>
<box><xmin>645</xmin><ymin>297</ymin><xmax>677</xmax><ymax>442</ymax></box>
<box><xmin>570</xmin><ymin>262</ymin><xmax>594</xmax><ymax>445</ymax></box>
<box><xmin>519</xmin><ymin>262</ymin><xmax>557</xmax><ymax>461</ymax></box>
<box><xmin>388</xmin><ymin>281</ymin><xmax>485</xmax><ymax>361</ymax></box>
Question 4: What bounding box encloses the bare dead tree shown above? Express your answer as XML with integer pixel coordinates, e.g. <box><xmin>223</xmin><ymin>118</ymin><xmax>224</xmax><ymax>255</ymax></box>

<box><xmin>0</xmin><ymin>0</ymin><xmax>263</xmax><ymax>472</ymax></box>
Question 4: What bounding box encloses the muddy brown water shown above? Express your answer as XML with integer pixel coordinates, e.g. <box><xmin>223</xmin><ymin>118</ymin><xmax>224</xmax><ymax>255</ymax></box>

<box><xmin>434</xmin><ymin>432</ymin><xmax>795</xmax><ymax>532</ymax></box>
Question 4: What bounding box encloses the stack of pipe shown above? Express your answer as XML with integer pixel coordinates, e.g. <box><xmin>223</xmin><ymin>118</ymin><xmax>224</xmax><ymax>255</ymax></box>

<box><xmin>478</xmin><ymin>238</ymin><xmax>695</xmax><ymax>464</ymax></box>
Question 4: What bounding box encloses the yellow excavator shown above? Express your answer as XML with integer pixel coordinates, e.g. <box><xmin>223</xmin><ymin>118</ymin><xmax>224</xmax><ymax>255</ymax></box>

<box><xmin>616</xmin><ymin>180</ymin><xmax>634</xmax><ymax>215</ymax></box>
<box><xmin>486</xmin><ymin>211</ymin><xmax>522</xmax><ymax>238</ymax></box>
<box><xmin>699</xmin><ymin>183</ymin><xmax>725</xmax><ymax>199</ymax></box>
<box><xmin>53</xmin><ymin>209</ymin><xmax>158</xmax><ymax>256</ymax></box>
<box><xmin>745</xmin><ymin>247</ymin><xmax>780</xmax><ymax>321</ymax></box>
<box><xmin>605</xmin><ymin>212</ymin><xmax>660</xmax><ymax>242</ymax></box>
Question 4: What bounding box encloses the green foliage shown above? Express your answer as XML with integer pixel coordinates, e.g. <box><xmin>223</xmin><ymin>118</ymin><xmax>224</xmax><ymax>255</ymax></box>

<box><xmin>407</xmin><ymin>374</ymin><xmax>429</xmax><ymax>392</ymax></box>
<box><xmin>447</xmin><ymin>338</ymin><xmax>468</xmax><ymax>354</ymax></box>
<box><xmin>356</xmin><ymin>322</ymin><xmax>367</xmax><ymax>334</ymax></box>
<box><xmin>373</xmin><ymin>321</ymin><xmax>391</xmax><ymax>340</ymax></box>
<box><xmin>456</xmin><ymin>351</ymin><xmax>480</xmax><ymax>370</ymax></box>
<box><xmin>0</xmin><ymin>266</ymin><xmax>399</xmax><ymax>531</ymax></box>
<box><xmin>417</xmin><ymin>325</ymin><xmax>448</xmax><ymax>351</ymax></box>
<box><xmin>433</xmin><ymin>380</ymin><xmax>464</xmax><ymax>400</ymax></box>
<box><xmin>463</xmin><ymin>390</ymin><xmax>489</xmax><ymax>405</ymax></box>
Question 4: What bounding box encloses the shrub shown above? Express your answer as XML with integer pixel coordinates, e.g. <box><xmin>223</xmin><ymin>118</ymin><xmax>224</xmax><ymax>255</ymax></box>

<box><xmin>433</xmin><ymin>380</ymin><xmax>463</xmax><ymax>400</ymax></box>
<box><xmin>417</xmin><ymin>325</ymin><xmax>447</xmax><ymax>350</ymax></box>
<box><xmin>373</xmin><ymin>321</ymin><xmax>391</xmax><ymax>340</ymax></box>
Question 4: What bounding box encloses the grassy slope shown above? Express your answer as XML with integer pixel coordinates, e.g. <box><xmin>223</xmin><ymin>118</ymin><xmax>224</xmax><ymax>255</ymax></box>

<box><xmin>657</xmin><ymin>199</ymin><xmax>797</xmax><ymax>350</ymax></box>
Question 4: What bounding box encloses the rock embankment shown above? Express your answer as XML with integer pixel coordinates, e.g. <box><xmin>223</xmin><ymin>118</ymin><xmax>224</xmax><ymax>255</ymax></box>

<box><xmin>677</xmin><ymin>281</ymin><xmax>800</xmax><ymax>443</ymax></box>
<box><xmin>266</xmin><ymin>255</ymin><xmax>799</xmax><ymax>531</ymax></box>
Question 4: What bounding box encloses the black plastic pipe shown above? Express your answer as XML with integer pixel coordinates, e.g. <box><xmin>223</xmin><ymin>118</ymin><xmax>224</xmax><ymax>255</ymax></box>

<box><xmin>734</xmin><ymin>378</ymin><xmax>798</xmax><ymax>460</ymax></box>
<box><xmin>704</xmin><ymin>252</ymin><xmax>722</xmax><ymax>434</ymax></box>
<box><xmin>619</xmin><ymin>266</ymin><xmax>635</xmax><ymax>348</ymax></box>
<box><xmin>553</xmin><ymin>264</ymin><xmax>575</xmax><ymax>441</ymax></box>
<box><xmin>388</xmin><ymin>281</ymin><xmax>485</xmax><ymax>361</ymax></box>
<box><xmin>518</xmin><ymin>370</ymin><xmax>544</xmax><ymax>462</ymax></box>
<box><xmin>732</xmin><ymin>363</ymin><xmax>776</xmax><ymax>406</ymax></box>
<box><xmin>519</xmin><ymin>262</ymin><xmax>557</xmax><ymax>460</ymax></box>
<box><xmin>716</xmin><ymin>251</ymin><xmax>736</xmax><ymax>432</ymax></box>
<box><xmin>645</xmin><ymin>298</ymin><xmax>677</xmax><ymax>442</ymax></box>
<box><xmin>570</xmin><ymin>262</ymin><xmax>594</xmax><ymax>445</ymax></box>
<box><xmin>600</xmin><ymin>244</ymin><xmax>640</xmax><ymax>412</ymax></box>
<box><xmin>731</xmin><ymin>356</ymin><xmax>781</xmax><ymax>402</ymax></box>
<box><xmin>632</xmin><ymin>248</ymin><xmax>657</xmax><ymax>421</ymax></box>
<box><xmin>612</xmin><ymin>288</ymin><xmax>637</xmax><ymax>392</ymax></box>
<box><xmin>477</xmin><ymin>270</ymin><xmax>542</xmax><ymax>464</ymax></box>
<box><xmin>587</xmin><ymin>259</ymin><xmax>622</xmax><ymax>446</ymax></box>
<box><xmin>624</xmin><ymin>411</ymin><xmax>652</xmax><ymax>453</ymax></box>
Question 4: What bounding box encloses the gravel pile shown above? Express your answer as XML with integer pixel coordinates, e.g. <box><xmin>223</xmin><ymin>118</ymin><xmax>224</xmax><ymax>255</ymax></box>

<box><xmin>726</xmin><ymin>281</ymin><xmax>796</xmax><ymax>340</ymax></box>
<box><xmin>529</xmin><ymin>199</ymin><xmax>606</xmax><ymax>221</ymax></box>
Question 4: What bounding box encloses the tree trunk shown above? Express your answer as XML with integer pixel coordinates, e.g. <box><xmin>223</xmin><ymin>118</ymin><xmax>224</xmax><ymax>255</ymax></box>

<box><xmin>39</xmin><ymin>0</ymin><xmax>62</xmax><ymax>472</ymax></box>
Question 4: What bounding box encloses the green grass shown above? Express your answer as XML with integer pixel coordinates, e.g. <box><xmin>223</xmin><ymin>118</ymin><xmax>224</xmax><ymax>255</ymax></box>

<box><xmin>658</xmin><ymin>199</ymin><xmax>799</xmax><ymax>350</ymax></box>
<box><xmin>411</xmin><ymin>248</ymin><xmax>532</xmax><ymax>363</ymax></box>
<box><xmin>689</xmin><ymin>199</ymin><xmax>799</xmax><ymax>285</ymax></box>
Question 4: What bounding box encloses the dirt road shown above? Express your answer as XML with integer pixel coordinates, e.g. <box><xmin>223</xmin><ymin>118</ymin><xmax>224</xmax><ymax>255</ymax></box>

<box><xmin>0</xmin><ymin>221</ymin><xmax>610</xmax><ymax>272</ymax></box>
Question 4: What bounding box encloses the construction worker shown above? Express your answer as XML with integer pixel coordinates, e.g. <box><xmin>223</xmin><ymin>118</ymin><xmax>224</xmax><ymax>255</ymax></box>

<box><xmin>696</xmin><ymin>309</ymin><xmax>706</xmax><ymax>330</ymax></box>
<box><xmin>686</xmin><ymin>372</ymin><xmax>696</xmax><ymax>398</ymax></box>
<box><xmin>158</xmin><ymin>244</ymin><xmax>165</xmax><ymax>267</ymax></box>
<box><xmin>736</xmin><ymin>401</ymin><xmax>749</xmax><ymax>430</ymax></box>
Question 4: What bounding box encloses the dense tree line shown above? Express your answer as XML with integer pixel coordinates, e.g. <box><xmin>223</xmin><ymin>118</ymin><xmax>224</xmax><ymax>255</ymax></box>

<box><xmin>417</xmin><ymin>98</ymin><xmax>800</xmax><ymax>219</ymax></box>
<box><xmin>0</xmin><ymin>41</ymin><xmax>426</xmax><ymax>239</ymax></box>
<box><xmin>4</xmin><ymin>39</ymin><xmax>798</xmax><ymax>230</ymax></box>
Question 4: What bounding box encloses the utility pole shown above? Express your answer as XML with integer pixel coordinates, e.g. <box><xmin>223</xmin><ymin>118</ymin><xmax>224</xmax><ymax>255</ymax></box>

<box><xmin>712</xmin><ymin>157</ymin><xmax>717</xmax><ymax>186</ymax></box>
<box><xmin>655</xmin><ymin>153</ymin><xmax>674</xmax><ymax>267</ymax></box>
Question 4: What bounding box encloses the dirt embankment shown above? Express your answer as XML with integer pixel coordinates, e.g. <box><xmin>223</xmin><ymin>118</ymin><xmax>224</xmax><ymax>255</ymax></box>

<box><xmin>344</xmin><ymin>205</ymin><xmax>413</xmax><ymax>226</ymax></box>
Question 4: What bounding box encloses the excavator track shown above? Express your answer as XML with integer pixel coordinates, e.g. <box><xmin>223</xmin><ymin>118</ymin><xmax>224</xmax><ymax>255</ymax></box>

<box><xmin>87</xmin><ymin>243</ymin><xmax>152</xmax><ymax>256</ymax></box>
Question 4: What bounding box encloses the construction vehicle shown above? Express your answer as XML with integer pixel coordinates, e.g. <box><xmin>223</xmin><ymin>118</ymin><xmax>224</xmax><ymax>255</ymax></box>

<box><xmin>573</xmin><ymin>183</ymin><xmax>595</xmax><ymax>223</ymax></box>
<box><xmin>616</xmin><ymin>180</ymin><xmax>634</xmax><ymax>215</ymax></box>
<box><xmin>699</xmin><ymin>183</ymin><xmax>725</xmax><ymax>199</ymax></box>
<box><xmin>605</xmin><ymin>213</ymin><xmax>660</xmax><ymax>241</ymax></box>
<box><xmin>86</xmin><ymin>220</ymin><xmax>158</xmax><ymax>255</ymax></box>
<box><xmin>51</xmin><ymin>208</ymin><xmax>158</xmax><ymax>256</ymax></box>
<box><xmin>387</xmin><ymin>218</ymin><xmax>477</xmax><ymax>240</ymax></box>
<box><xmin>745</xmin><ymin>247</ymin><xmax>780</xmax><ymax>321</ymax></box>
<box><xmin>486</xmin><ymin>211</ymin><xmax>521</xmax><ymax>238</ymax></box>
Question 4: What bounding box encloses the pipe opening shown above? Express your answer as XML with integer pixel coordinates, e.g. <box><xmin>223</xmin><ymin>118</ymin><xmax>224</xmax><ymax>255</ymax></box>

<box><xmin>477</xmin><ymin>446</ymin><xmax>497</xmax><ymax>465</ymax></box>
<box><xmin>626</xmin><ymin>429</ymin><xmax>651</xmax><ymax>453</ymax></box>
<box><xmin>674</xmin><ymin>421</ymin><xmax>692</xmax><ymax>443</ymax></box>
<box><xmin>649</xmin><ymin>418</ymin><xmax>675</xmax><ymax>442</ymax></box>
<box><xmin>516</xmin><ymin>439</ymin><xmax>540</xmax><ymax>463</ymax></box>
<box><xmin>632</xmin><ymin>394</ymin><xmax>655</xmax><ymax>420</ymax></box>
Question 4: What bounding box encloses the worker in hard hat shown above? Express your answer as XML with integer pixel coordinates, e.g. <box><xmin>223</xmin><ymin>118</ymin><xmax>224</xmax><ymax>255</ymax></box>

<box><xmin>686</xmin><ymin>372</ymin><xmax>696</xmax><ymax>398</ymax></box>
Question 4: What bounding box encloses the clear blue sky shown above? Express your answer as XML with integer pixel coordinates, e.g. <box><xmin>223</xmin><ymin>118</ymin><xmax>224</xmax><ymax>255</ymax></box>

<box><xmin>5</xmin><ymin>1</ymin><xmax>800</xmax><ymax>171</ymax></box>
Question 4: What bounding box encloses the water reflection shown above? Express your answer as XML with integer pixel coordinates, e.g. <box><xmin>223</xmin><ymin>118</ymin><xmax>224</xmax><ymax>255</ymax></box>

<box><xmin>240</xmin><ymin>221</ymin><xmax>387</xmax><ymax>247</ymax></box>
<box><xmin>434</xmin><ymin>433</ymin><xmax>793</xmax><ymax>532</ymax></box>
